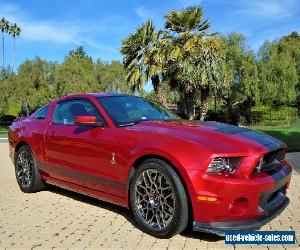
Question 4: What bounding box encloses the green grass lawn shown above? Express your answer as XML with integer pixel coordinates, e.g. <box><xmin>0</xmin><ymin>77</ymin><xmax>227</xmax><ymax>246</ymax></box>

<box><xmin>0</xmin><ymin>126</ymin><xmax>8</xmax><ymax>139</ymax></box>
<box><xmin>249</xmin><ymin>121</ymin><xmax>300</xmax><ymax>152</ymax></box>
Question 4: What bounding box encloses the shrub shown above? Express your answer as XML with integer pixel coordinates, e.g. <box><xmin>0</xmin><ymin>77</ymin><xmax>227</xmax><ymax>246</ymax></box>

<box><xmin>251</xmin><ymin>105</ymin><xmax>298</xmax><ymax>126</ymax></box>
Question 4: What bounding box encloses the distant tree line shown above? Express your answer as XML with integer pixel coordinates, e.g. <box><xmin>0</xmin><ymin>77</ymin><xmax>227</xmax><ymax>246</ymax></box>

<box><xmin>0</xmin><ymin>46</ymin><xmax>131</xmax><ymax>116</ymax></box>
<box><xmin>0</xmin><ymin>6</ymin><xmax>299</xmax><ymax>125</ymax></box>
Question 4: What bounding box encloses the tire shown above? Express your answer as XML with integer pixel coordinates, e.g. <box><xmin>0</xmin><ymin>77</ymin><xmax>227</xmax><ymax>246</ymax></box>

<box><xmin>15</xmin><ymin>144</ymin><xmax>45</xmax><ymax>193</ymax></box>
<box><xmin>130</xmin><ymin>158</ymin><xmax>188</xmax><ymax>238</ymax></box>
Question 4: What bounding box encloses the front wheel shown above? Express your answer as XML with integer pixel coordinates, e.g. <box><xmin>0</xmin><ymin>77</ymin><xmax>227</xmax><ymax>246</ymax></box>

<box><xmin>130</xmin><ymin>159</ymin><xmax>189</xmax><ymax>238</ymax></box>
<box><xmin>15</xmin><ymin>144</ymin><xmax>45</xmax><ymax>193</ymax></box>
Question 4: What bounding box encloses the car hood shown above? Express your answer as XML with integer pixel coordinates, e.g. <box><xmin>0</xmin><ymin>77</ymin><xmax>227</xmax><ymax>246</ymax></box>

<box><xmin>129</xmin><ymin>120</ymin><xmax>285</xmax><ymax>155</ymax></box>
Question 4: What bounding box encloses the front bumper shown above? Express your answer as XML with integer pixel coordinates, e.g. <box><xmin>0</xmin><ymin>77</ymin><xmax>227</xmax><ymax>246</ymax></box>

<box><xmin>193</xmin><ymin>192</ymin><xmax>289</xmax><ymax>236</ymax></box>
<box><xmin>188</xmin><ymin>160</ymin><xmax>292</xmax><ymax>236</ymax></box>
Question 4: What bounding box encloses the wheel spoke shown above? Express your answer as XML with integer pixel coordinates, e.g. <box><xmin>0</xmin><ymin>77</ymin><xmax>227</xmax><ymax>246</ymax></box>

<box><xmin>142</xmin><ymin>172</ymin><xmax>150</xmax><ymax>188</ymax></box>
<box><xmin>163</xmin><ymin>192</ymin><xmax>173</xmax><ymax>200</ymax></box>
<box><xmin>155</xmin><ymin>213</ymin><xmax>162</xmax><ymax>229</ymax></box>
<box><xmin>164</xmin><ymin>201</ymin><xmax>174</xmax><ymax>210</ymax></box>
<box><xmin>137</xmin><ymin>183</ymin><xmax>148</xmax><ymax>192</ymax></box>
<box><xmin>136</xmin><ymin>197</ymin><xmax>146</xmax><ymax>205</ymax></box>
<box><xmin>135</xmin><ymin>188</ymin><xmax>145</xmax><ymax>197</ymax></box>
<box><xmin>163</xmin><ymin>210</ymin><xmax>173</xmax><ymax>217</ymax></box>
<box><xmin>17</xmin><ymin>169</ymin><xmax>23</xmax><ymax>176</ymax></box>
<box><xmin>148</xmin><ymin>212</ymin><xmax>155</xmax><ymax>225</ymax></box>
<box><xmin>21</xmin><ymin>176</ymin><xmax>26</xmax><ymax>186</ymax></box>
<box><xmin>146</xmin><ymin>170</ymin><xmax>153</xmax><ymax>184</ymax></box>
<box><xmin>157</xmin><ymin>175</ymin><xmax>162</xmax><ymax>190</ymax></box>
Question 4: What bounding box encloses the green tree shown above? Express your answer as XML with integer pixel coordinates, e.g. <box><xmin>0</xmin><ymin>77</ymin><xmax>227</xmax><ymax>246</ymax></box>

<box><xmin>68</xmin><ymin>45</ymin><xmax>91</xmax><ymax>60</ymax></box>
<box><xmin>0</xmin><ymin>18</ymin><xmax>10</xmax><ymax>68</ymax></box>
<box><xmin>13</xmin><ymin>57</ymin><xmax>57</xmax><ymax>115</ymax></box>
<box><xmin>120</xmin><ymin>20</ymin><xmax>167</xmax><ymax>104</ymax></box>
<box><xmin>220</xmin><ymin>33</ymin><xmax>259</xmax><ymax>123</ymax></box>
<box><xmin>258</xmin><ymin>39</ymin><xmax>298</xmax><ymax>106</ymax></box>
<box><xmin>162</xmin><ymin>6</ymin><xmax>222</xmax><ymax>120</ymax></box>
<box><xmin>56</xmin><ymin>46</ymin><xmax>98</xmax><ymax>96</ymax></box>
<box><xmin>0</xmin><ymin>68</ymin><xmax>14</xmax><ymax>114</ymax></box>
<box><xmin>280</xmin><ymin>32</ymin><xmax>300</xmax><ymax>114</ymax></box>
<box><xmin>95</xmin><ymin>60</ymin><xmax>130</xmax><ymax>93</ymax></box>
<box><xmin>8</xmin><ymin>23</ymin><xmax>21</xmax><ymax>70</ymax></box>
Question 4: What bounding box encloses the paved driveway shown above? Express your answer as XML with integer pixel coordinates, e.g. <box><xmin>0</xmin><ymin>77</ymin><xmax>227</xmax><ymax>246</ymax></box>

<box><xmin>0</xmin><ymin>143</ymin><xmax>299</xmax><ymax>249</ymax></box>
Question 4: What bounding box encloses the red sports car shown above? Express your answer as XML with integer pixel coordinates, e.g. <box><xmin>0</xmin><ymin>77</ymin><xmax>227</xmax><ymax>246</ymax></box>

<box><xmin>8</xmin><ymin>93</ymin><xmax>292</xmax><ymax>238</ymax></box>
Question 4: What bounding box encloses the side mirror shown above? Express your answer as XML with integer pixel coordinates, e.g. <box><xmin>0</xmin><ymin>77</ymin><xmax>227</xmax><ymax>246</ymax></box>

<box><xmin>74</xmin><ymin>115</ymin><xmax>104</xmax><ymax>127</ymax></box>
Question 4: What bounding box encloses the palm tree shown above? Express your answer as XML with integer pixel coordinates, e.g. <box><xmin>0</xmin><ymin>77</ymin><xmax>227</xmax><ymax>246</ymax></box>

<box><xmin>0</xmin><ymin>18</ymin><xmax>10</xmax><ymax>69</ymax></box>
<box><xmin>196</xmin><ymin>38</ymin><xmax>224</xmax><ymax>120</ymax></box>
<box><xmin>120</xmin><ymin>20</ymin><xmax>167</xmax><ymax>105</ymax></box>
<box><xmin>8</xmin><ymin>23</ymin><xmax>21</xmax><ymax>70</ymax></box>
<box><xmin>163</xmin><ymin>6</ymin><xmax>222</xmax><ymax>120</ymax></box>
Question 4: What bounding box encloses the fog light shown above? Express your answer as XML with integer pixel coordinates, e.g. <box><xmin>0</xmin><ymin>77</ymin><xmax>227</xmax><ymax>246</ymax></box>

<box><xmin>229</xmin><ymin>197</ymin><xmax>249</xmax><ymax>215</ymax></box>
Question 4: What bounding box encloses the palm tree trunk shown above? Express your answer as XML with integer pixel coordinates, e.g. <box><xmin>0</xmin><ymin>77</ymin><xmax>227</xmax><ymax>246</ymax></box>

<box><xmin>12</xmin><ymin>36</ymin><xmax>15</xmax><ymax>70</ymax></box>
<box><xmin>151</xmin><ymin>75</ymin><xmax>167</xmax><ymax>106</ymax></box>
<box><xmin>199</xmin><ymin>86</ymin><xmax>210</xmax><ymax>121</ymax></box>
<box><xmin>185</xmin><ymin>91</ymin><xmax>195</xmax><ymax>120</ymax></box>
<box><xmin>21</xmin><ymin>102</ymin><xmax>30</xmax><ymax>117</ymax></box>
<box><xmin>244</xmin><ymin>96</ymin><xmax>253</xmax><ymax>124</ymax></box>
<box><xmin>1</xmin><ymin>31</ymin><xmax>4</xmax><ymax>69</ymax></box>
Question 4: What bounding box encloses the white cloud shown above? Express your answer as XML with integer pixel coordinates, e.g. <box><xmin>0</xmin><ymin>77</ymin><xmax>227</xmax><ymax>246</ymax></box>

<box><xmin>0</xmin><ymin>2</ymin><xmax>80</xmax><ymax>44</ymax></box>
<box><xmin>233</xmin><ymin>0</ymin><xmax>297</xmax><ymax>20</ymax></box>
<box><xmin>23</xmin><ymin>22</ymin><xmax>78</xmax><ymax>44</ymax></box>
<box><xmin>0</xmin><ymin>2</ymin><xmax>121</xmax><ymax>48</ymax></box>
<box><xmin>135</xmin><ymin>6</ymin><xmax>155</xmax><ymax>22</ymax></box>
<box><xmin>84</xmin><ymin>39</ymin><xmax>119</xmax><ymax>54</ymax></box>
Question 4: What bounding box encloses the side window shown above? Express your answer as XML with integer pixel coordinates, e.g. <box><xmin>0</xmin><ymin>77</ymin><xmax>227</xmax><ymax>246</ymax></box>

<box><xmin>53</xmin><ymin>99</ymin><xmax>104</xmax><ymax>125</ymax></box>
<box><xmin>34</xmin><ymin>105</ymin><xmax>49</xmax><ymax>120</ymax></box>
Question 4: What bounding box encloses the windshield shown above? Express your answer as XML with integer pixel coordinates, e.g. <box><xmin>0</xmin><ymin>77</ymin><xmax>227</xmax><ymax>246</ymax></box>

<box><xmin>97</xmin><ymin>96</ymin><xmax>179</xmax><ymax>127</ymax></box>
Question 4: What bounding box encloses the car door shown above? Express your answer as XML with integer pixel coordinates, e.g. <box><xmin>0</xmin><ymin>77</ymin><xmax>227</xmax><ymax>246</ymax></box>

<box><xmin>44</xmin><ymin>98</ymin><xmax>120</xmax><ymax>195</ymax></box>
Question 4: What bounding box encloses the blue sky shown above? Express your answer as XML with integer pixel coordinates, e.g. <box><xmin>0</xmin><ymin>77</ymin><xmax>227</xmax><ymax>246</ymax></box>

<box><xmin>1</xmin><ymin>0</ymin><xmax>299</xmax><ymax>70</ymax></box>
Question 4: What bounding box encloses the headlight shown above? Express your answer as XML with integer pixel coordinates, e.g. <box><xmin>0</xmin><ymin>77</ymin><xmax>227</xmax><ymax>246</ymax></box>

<box><xmin>207</xmin><ymin>157</ymin><xmax>242</xmax><ymax>174</ymax></box>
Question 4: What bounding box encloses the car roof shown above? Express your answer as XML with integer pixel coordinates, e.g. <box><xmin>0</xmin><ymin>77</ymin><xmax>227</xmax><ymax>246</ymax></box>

<box><xmin>89</xmin><ymin>92</ymin><xmax>132</xmax><ymax>98</ymax></box>
<box><xmin>57</xmin><ymin>92</ymin><xmax>133</xmax><ymax>101</ymax></box>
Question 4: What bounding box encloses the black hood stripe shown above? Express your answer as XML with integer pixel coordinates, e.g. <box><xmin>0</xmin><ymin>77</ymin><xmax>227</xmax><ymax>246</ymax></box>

<box><xmin>201</xmin><ymin>122</ymin><xmax>250</xmax><ymax>134</ymax></box>
<box><xmin>241</xmin><ymin>131</ymin><xmax>285</xmax><ymax>150</ymax></box>
<box><xmin>201</xmin><ymin>122</ymin><xmax>285</xmax><ymax>150</ymax></box>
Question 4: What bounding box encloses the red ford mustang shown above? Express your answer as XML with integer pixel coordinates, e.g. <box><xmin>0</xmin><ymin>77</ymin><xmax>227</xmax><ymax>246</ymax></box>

<box><xmin>8</xmin><ymin>93</ymin><xmax>292</xmax><ymax>238</ymax></box>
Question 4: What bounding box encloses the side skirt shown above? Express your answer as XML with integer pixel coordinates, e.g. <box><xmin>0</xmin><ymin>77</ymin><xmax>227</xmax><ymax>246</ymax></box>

<box><xmin>42</xmin><ymin>176</ymin><xmax>128</xmax><ymax>208</ymax></box>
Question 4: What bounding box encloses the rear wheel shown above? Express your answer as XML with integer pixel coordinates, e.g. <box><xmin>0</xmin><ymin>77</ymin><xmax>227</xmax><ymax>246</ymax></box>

<box><xmin>130</xmin><ymin>159</ymin><xmax>188</xmax><ymax>238</ymax></box>
<box><xmin>15</xmin><ymin>145</ymin><xmax>45</xmax><ymax>193</ymax></box>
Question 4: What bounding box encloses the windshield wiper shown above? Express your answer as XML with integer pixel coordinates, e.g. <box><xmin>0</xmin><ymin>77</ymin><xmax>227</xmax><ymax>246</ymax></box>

<box><xmin>118</xmin><ymin>120</ymin><xmax>147</xmax><ymax>127</ymax></box>
<box><xmin>118</xmin><ymin>122</ymin><xmax>137</xmax><ymax>127</ymax></box>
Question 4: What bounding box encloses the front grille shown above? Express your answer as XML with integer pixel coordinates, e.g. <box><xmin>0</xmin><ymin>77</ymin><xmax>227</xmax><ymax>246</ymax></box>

<box><xmin>254</xmin><ymin>148</ymin><xmax>285</xmax><ymax>174</ymax></box>
<box><xmin>264</xmin><ymin>148</ymin><xmax>285</xmax><ymax>164</ymax></box>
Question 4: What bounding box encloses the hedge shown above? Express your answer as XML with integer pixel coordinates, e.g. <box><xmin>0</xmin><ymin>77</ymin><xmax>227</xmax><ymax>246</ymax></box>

<box><xmin>251</xmin><ymin>105</ymin><xmax>298</xmax><ymax>126</ymax></box>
